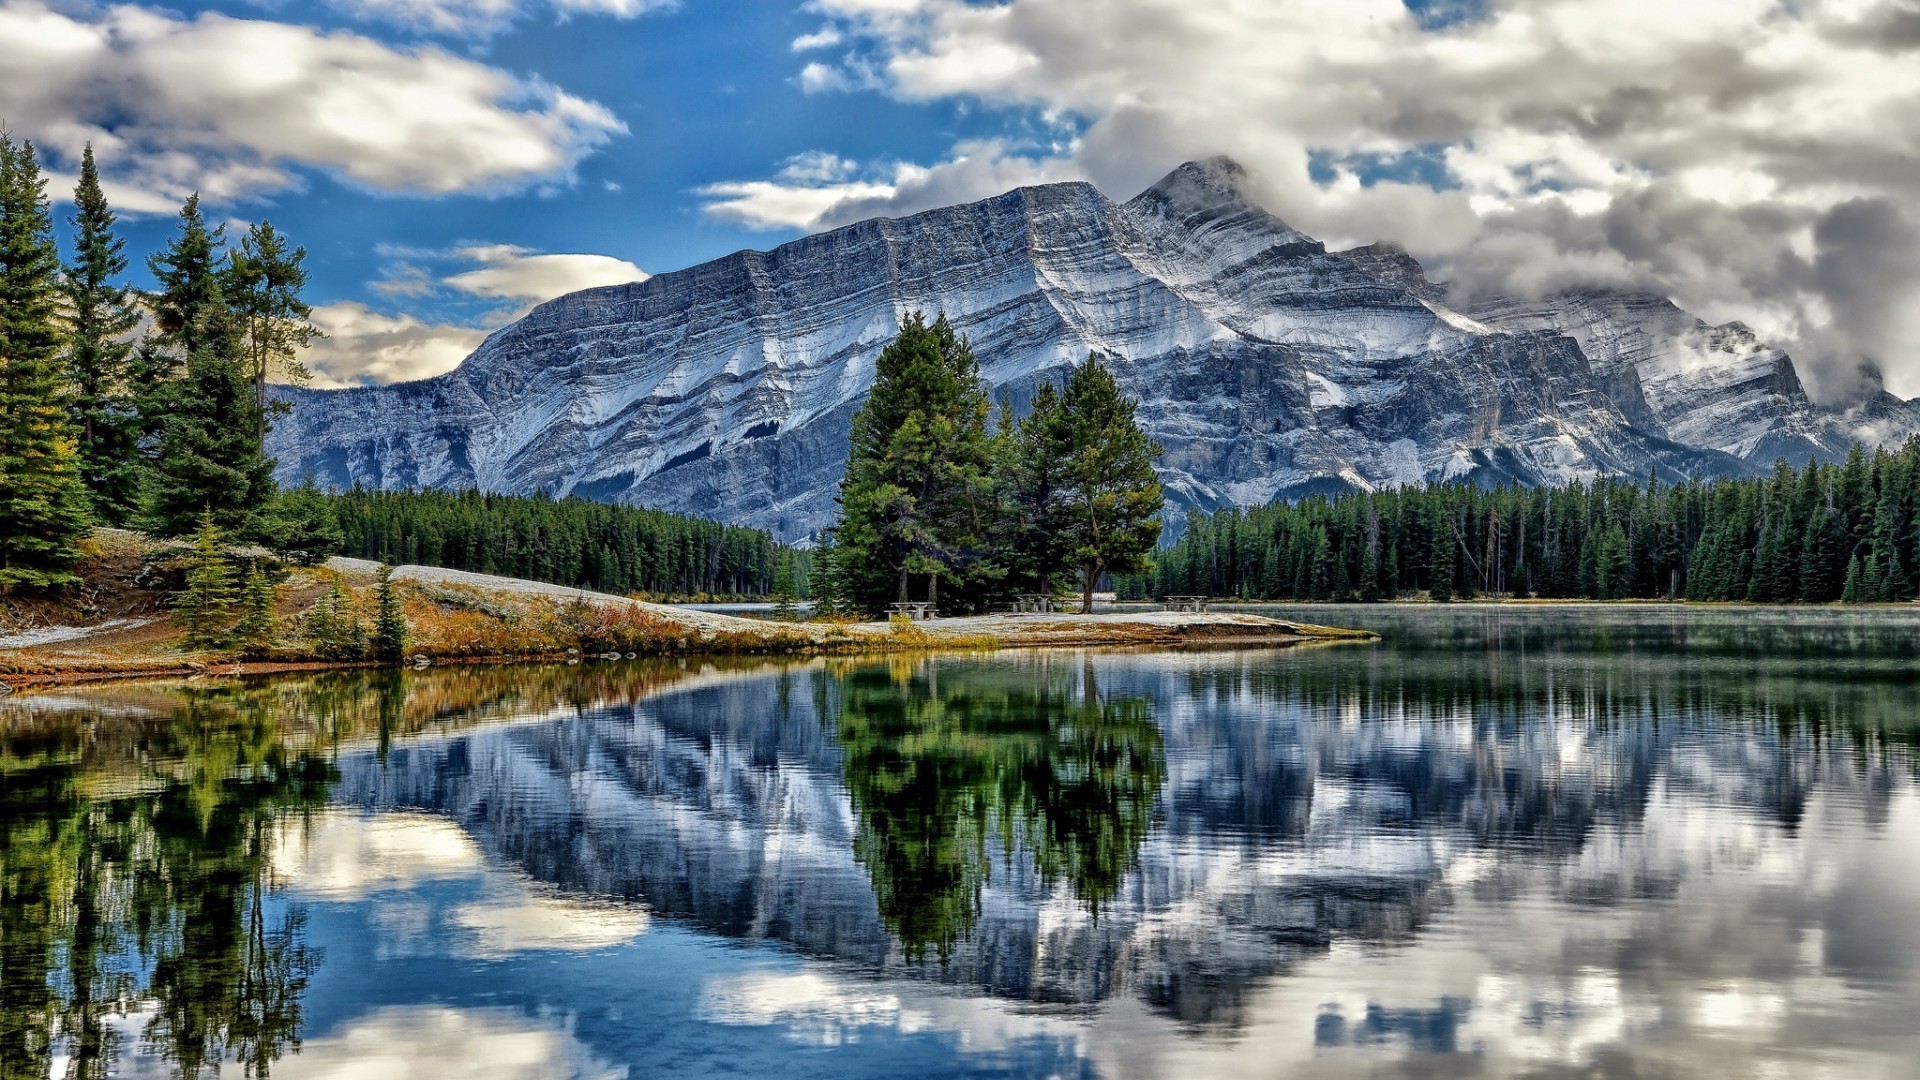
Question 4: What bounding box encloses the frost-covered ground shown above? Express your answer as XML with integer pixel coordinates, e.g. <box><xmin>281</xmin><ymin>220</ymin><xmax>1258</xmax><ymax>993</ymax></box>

<box><xmin>0</xmin><ymin>618</ymin><xmax>150</xmax><ymax>650</ymax></box>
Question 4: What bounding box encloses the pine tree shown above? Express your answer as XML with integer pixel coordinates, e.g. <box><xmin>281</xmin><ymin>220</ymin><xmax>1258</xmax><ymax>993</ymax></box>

<box><xmin>141</xmin><ymin>196</ymin><xmax>275</xmax><ymax>537</ymax></box>
<box><xmin>232</xmin><ymin>562</ymin><xmax>281</xmax><ymax>653</ymax></box>
<box><xmin>300</xmin><ymin>579</ymin><xmax>368</xmax><ymax>660</ymax></box>
<box><xmin>1056</xmin><ymin>354</ymin><xmax>1163</xmax><ymax>613</ymax></box>
<box><xmin>1841</xmin><ymin>553</ymin><xmax>1861</xmax><ymax>603</ymax></box>
<box><xmin>0</xmin><ymin>134</ymin><xmax>92</xmax><ymax>587</ymax></box>
<box><xmin>173</xmin><ymin>512</ymin><xmax>238</xmax><ymax>647</ymax></box>
<box><xmin>996</xmin><ymin>381</ymin><xmax>1076</xmax><ymax>595</ymax></box>
<box><xmin>224</xmin><ymin>220</ymin><xmax>319</xmax><ymax>446</ymax></box>
<box><xmin>832</xmin><ymin>312</ymin><xmax>998</xmax><ymax>614</ymax></box>
<box><xmin>805</xmin><ymin>531</ymin><xmax>846</xmax><ymax>617</ymax></box>
<box><xmin>770</xmin><ymin>551</ymin><xmax>800</xmax><ymax>620</ymax></box>
<box><xmin>58</xmin><ymin>145</ymin><xmax>142</xmax><ymax>522</ymax></box>
<box><xmin>265</xmin><ymin>475</ymin><xmax>345</xmax><ymax>564</ymax></box>
<box><xmin>371</xmin><ymin>564</ymin><xmax>406</xmax><ymax>662</ymax></box>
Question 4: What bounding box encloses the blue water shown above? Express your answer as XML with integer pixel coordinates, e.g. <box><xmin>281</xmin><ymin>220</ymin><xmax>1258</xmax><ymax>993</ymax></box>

<box><xmin>6</xmin><ymin>605</ymin><xmax>1920</xmax><ymax>1078</ymax></box>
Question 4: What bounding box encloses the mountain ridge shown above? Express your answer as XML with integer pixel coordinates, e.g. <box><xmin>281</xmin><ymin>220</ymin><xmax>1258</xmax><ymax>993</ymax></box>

<box><xmin>272</xmin><ymin>159</ymin><xmax>1917</xmax><ymax>541</ymax></box>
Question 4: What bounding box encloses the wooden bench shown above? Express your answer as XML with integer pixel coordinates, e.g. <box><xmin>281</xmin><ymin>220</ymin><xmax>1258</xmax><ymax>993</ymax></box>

<box><xmin>887</xmin><ymin>602</ymin><xmax>937</xmax><ymax>622</ymax></box>
<box><xmin>1163</xmin><ymin>595</ymin><xmax>1209</xmax><ymax>613</ymax></box>
<box><xmin>1012</xmin><ymin>593</ymin><xmax>1061</xmax><ymax>614</ymax></box>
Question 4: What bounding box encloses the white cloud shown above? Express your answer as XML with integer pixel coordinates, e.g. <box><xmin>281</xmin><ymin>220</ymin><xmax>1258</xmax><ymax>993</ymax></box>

<box><xmin>309</xmin><ymin>245</ymin><xmax>647</xmax><ymax>384</ymax></box>
<box><xmin>0</xmin><ymin>1</ymin><xmax>626</xmax><ymax>207</ymax></box>
<box><xmin>697</xmin><ymin>141</ymin><xmax>1074</xmax><ymax>230</ymax></box>
<box><xmin>306</xmin><ymin>301</ymin><xmax>492</xmax><ymax>386</ymax></box>
<box><xmin>781</xmin><ymin>0</ymin><xmax>1920</xmax><ymax>401</ymax></box>
<box><xmin>270</xmin><ymin>1006</ymin><xmax>628</xmax><ymax>1080</ymax></box>
<box><xmin>441</xmin><ymin>244</ymin><xmax>649</xmax><ymax>303</ymax></box>
<box><xmin>798</xmin><ymin>60</ymin><xmax>854</xmax><ymax>93</ymax></box>
<box><xmin>328</xmin><ymin>0</ymin><xmax>674</xmax><ymax>38</ymax></box>
<box><xmin>273</xmin><ymin>810</ymin><xmax>652</xmax><ymax>960</ymax></box>
<box><xmin>791</xmin><ymin>26</ymin><xmax>844</xmax><ymax>51</ymax></box>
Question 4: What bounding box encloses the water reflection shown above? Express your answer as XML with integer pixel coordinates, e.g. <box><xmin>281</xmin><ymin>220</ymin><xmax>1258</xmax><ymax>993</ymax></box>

<box><xmin>835</xmin><ymin>659</ymin><xmax>1163</xmax><ymax>960</ymax></box>
<box><xmin>0</xmin><ymin>688</ymin><xmax>332</xmax><ymax>1078</ymax></box>
<box><xmin>2</xmin><ymin>608</ymin><xmax>1918</xmax><ymax>1077</ymax></box>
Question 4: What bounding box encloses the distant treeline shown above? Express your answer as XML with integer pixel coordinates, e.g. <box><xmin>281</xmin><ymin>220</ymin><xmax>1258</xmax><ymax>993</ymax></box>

<box><xmin>1128</xmin><ymin>440</ymin><xmax>1920</xmax><ymax>603</ymax></box>
<box><xmin>328</xmin><ymin>487</ymin><xmax>793</xmax><ymax>599</ymax></box>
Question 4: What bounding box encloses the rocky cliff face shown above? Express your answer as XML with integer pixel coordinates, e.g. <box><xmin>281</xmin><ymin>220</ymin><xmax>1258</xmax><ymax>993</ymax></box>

<box><xmin>271</xmin><ymin>158</ymin><xmax>1915</xmax><ymax>541</ymax></box>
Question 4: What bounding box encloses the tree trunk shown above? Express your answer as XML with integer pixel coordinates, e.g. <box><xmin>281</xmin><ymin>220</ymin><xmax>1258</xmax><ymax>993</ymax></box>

<box><xmin>898</xmin><ymin>563</ymin><xmax>910</xmax><ymax>604</ymax></box>
<box><xmin>1081</xmin><ymin>564</ymin><xmax>1098</xmax><ymax>614</ymax></box>
<box><xmin>928</xmin><ymin>572</ymin><xmax>939</xmax><ymax>610</ymax></box>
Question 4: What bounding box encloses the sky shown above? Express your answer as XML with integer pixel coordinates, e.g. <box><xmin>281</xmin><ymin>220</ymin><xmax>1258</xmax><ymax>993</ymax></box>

<box><xmin>4</xmin><ymin>0</ymin><xmax>1920</xmax><ymax>399</ymax></box>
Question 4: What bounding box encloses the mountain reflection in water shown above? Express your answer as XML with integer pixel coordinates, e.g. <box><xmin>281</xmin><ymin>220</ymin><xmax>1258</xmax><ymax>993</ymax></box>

<box><xmin>3</xmin><ymin>606</ymin><xmax>1919</xmax><ymax>1078</ymax></box>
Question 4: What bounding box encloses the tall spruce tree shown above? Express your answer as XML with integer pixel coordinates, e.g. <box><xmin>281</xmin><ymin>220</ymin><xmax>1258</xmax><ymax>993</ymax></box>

<box><xmin>996</xmin><ymin>382</ymin><xmax>1076</xmax><ymax>596</ymax></box>
<box><xmin>141</xmin><ymin>195</ymin><xmax>275</xmax><ymax>537</ymax></box>
<box><xmin>224</xmin><ymin>220</ymin><xmax>319</xmax><ymax>445</ymax></box>
<box><xmin>833</xmin><ymin>312</ymin><xmax>998</xmax><ymax>614</ymax></box>
<box><xmin>58</xmin><ymin>145</ymin><xmax>143</xmax><ymax>522</ymax></box>
<box><xmin>0</xmin><ymin>135</ymin><xmax>92</xmax><ymax>586</ymax></box>
<box><xmin>1057</xmin><ymin>354</ymin><xmax>1163</xmax><ymax>613</ymax></box>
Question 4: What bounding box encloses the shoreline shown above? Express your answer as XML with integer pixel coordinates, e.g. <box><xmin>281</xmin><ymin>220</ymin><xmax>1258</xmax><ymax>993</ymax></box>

<box><xmin>2</xmin><ymin>606</ymin><xmax>1377</xmax><ymax>695</ymax></box>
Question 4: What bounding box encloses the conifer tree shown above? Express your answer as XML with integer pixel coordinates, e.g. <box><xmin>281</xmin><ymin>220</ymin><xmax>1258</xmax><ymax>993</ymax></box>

<box><xmin>1057</xmin><ymin>354</ymin><xmax>1163</xmax><ymax>613</ymax></box>
<box><xmin>266</xmin><ymin>475</ymin><xmax>345</xmax><ymax>564</ymax></box>
<box><xmin>806</xmin><ymin>532</ymin><xmax>847</xmax><ymax>617</ymax></box>
<box><xmin>997</xmin><ymin>382</ymin><xmax>1077</xmax><ymax>596</ymax></box>
<box><xmin>0</xmin><ymin>134</ymin><xmax>92</xmax><ymax>587</ymax></box>
<box><xmin>141</xmin><ymin>195</ymin><xmax>275</xmax><ymax>537</ymax></box>
<box><xmin>173</xmin><ymin>512</ymin><xmax>238</xmax><ymax>647</ymax></box>
<box><xmin>300</xmin><ymin>579</ymin><xmax>368</xmax><ymax>660</ymax></box>
<box><xmin>832</xmin><ymin>312</ymin><xmax>998</xmax><ymax>614</ymax></box>
<box><xmin>58</xmin><ymin>145</ymin><xmax>142</xmax><ymax>521</ymax></box>
<box><xmin>371</xmin><ymin>564</ymin><xmax>406</xmax><ymax>662</ymax></box>
<box><xmin>770</xmin><ymin>552</ymin><xmax>800</xmax><ymax>620</ymax></box>
<box><xmin>233</xmin><ymin>562</ymin><xmax>281</xmax><ymax>653</ymax></box>
<box><xmin>224</xmin><ymin>220</ymin><xmax>319</xmax><ymax>445</ymax></box>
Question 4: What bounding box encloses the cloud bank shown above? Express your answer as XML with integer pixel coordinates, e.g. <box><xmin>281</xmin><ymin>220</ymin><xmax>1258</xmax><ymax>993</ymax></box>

<box><xmin>719</xmin><ymin>0</ymin><xmax>1920</xmax><ymax>401</ymax></box>
<box><xmin>0</xmin><ymin>0</ymin><xmax>625</xmax><ymax>207</ymax></box>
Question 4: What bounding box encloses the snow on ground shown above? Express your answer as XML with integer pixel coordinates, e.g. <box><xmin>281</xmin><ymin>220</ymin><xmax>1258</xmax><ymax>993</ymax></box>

<box><xmin>326</xmin><ymin>558</ymin><xmax>781</xmax><ymax>634</ymax></box>
<box><xmin>0</xmin><ymin>618</ymin><xmax>151</xmax><ymax>650</ymax></box>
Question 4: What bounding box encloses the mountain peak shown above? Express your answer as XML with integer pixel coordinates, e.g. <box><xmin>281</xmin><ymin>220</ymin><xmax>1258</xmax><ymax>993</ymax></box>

<box><xmin>1126</xmin><ymin>156</ymin><xmax>1308</xmax><ymax>245</ymax></box>
<box><xmin>1138</xmin><ymin>157</ymin><xmax>1255</xmax><ymax>205</ymax></box>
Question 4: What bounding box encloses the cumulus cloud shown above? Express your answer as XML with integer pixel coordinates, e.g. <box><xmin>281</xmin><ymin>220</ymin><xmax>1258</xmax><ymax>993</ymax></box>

<box><xmin>306</xmin><ymin>302</ymin><xmax>492</xmax><ymax>386</ymax></box>
<box><xmin>327</xmin><ymin>0</ymin><xmax>674</xmax><ymax>38</ymax></box>
<box><xmin>766</xmin><ymin>0</ymin><xmax>1920</xmax><ymax>400</ymax></box>
<box><xmin>0</xmin><ymin>1</ymin><xmax>625</xmax><ymax>207</ymax></box>
<box><xmin>311</xmin><ymin>244</ymin><xmax>646</xmax><ymax>384</ymax></box>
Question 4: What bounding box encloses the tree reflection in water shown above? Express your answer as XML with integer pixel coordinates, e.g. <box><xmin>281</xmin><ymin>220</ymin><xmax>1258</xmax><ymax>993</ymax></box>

<box><xmin>0</xmin><ymin>687</ymin><xmax>335</xmax><ymax>1078</ymax></box>
<box><xmin>832</xmin><ymin>657</ymin><xmax>1166</xmax><ymax>962</ymax></box>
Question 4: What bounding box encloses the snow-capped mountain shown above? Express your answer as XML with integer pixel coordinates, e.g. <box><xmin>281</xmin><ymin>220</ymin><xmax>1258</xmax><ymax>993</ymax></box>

<box><xmin>270</xmin><ymin>158</ymin><xmax>1917</xmax><ymax>541</ymax></box>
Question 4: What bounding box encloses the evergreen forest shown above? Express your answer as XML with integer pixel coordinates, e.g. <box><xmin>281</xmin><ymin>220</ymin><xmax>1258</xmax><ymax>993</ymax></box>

<box><xmin>1133</xmin><ymin>442</ymin><xmax>1920</xmax><ymax>603</ymax></box>
<box><xmin>327</xmin><ymin>486</ymin><xmax>787</xmax><ymax>599</ymax></box>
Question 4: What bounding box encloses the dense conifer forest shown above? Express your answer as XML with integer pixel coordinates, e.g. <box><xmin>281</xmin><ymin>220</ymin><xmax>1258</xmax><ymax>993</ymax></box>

<box><xmin>1130</xmin><ymin>441</ymin><xmax>1920</xmax><ymax>603</ymax></box>
<box><xmin>327</xmin><ymin>487</ymin><xmax>786</xmax><ymax>599</ymax></box>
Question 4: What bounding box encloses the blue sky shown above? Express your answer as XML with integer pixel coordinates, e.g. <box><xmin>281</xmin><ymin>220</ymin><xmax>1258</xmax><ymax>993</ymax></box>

<box><xmin>6</xmin><ymin>0</ymin><xmax>1919</xmax><ymax>398</ymax></box>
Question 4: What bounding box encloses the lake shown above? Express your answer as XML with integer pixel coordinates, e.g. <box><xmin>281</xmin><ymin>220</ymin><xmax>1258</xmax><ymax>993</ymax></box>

<box><xmin>3</xmin><ymin>605</ymin><xmax>1918</xmax><ymax>1078</ymax></box>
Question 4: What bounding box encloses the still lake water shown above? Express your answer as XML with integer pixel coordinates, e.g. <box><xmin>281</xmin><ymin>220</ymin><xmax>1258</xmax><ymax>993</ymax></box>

<box><xmin>4</xmin><ymin>606</ymin><xmax>1919</xmax><ymax>1078</ymax></box>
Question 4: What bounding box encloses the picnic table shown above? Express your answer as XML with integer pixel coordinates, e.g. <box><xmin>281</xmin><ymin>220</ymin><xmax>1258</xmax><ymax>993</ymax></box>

<box><xmin>1163</xmin><ymin>595</ymin><xmax>1209</xmax><ymax>613</ymax></box>
<box><xmin>888</xmin><ymin>601</ymin><xmax>937</xmax><ymax>621</ymax></box>
<box><xmin>1013</xmin><ymin>593</ymin><xmax>1061</xmax><ymax>614</ymax></box>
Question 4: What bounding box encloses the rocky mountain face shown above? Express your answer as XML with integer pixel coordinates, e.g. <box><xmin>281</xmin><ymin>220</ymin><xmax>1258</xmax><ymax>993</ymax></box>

<box><xmin>271</xmin><ymin>158</ymin><xmax>1918</xmax><ymax>541</ymax></box>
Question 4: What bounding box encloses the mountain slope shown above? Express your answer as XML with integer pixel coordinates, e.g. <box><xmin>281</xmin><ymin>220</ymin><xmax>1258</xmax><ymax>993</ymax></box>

<box><xmin>272</xmin><ymin>159</ymin><xmax>1909</xmax><ymax>541</ymax></box>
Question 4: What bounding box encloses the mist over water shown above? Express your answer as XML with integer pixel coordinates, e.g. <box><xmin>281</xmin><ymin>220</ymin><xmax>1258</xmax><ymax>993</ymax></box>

<box><xmin>4</xmin><ymin>607</ymin><xmax>1918</xmax><ymax>1078</ymax></box>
